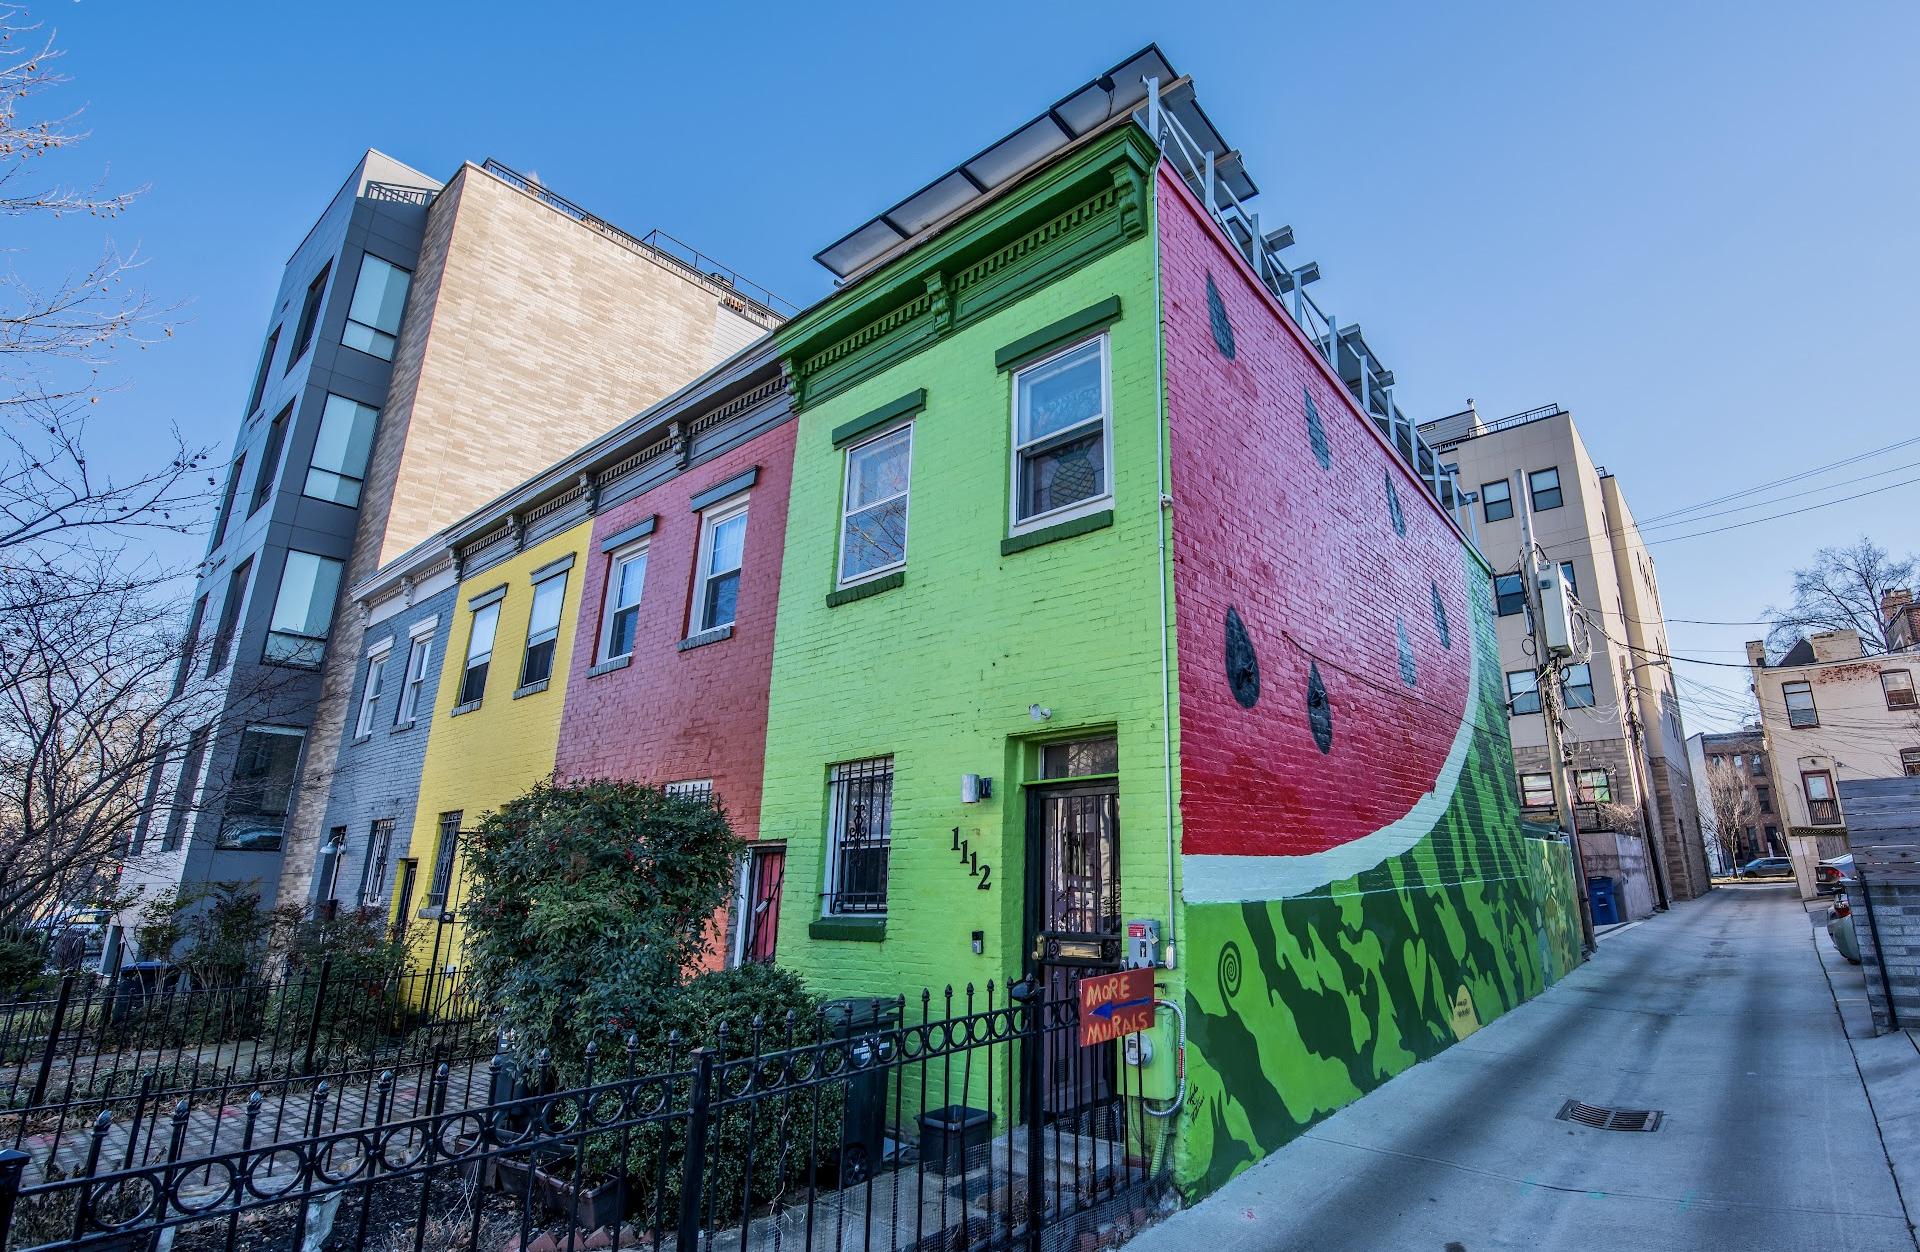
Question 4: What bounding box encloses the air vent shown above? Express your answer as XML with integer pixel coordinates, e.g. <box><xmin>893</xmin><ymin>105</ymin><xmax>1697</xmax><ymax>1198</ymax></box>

<box><xmin>1557</xmin><ymin>1099</ymin><xmax>1662</xmax><ymax>1132</ymax></box>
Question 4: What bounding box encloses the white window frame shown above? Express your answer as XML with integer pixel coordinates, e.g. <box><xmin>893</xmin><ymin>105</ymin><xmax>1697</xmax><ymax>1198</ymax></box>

<box><xmin>396</xmin><ymin>633</ymin><xmax>433</xmax><ymax>726</ymax></box>
<box><xmin>1881</xmin><ymin>669</ymin><xmax>1916</xmax><ymax>710</ymax></box>
<box><xmin>518</xmin><ymin>569</ymin><xmax>569</xmax><ymax>689</ymax></box>
<box><xmin>1008</xmin><ymin>334</ymin><xmax>1113</xmax><ymax>536</ymax></box>
<box><xmin>458</xmin><ymin>601</ymin><xmax>500</xmax><ymax>708</ymax></box>
<box><xmin>354</xmin><ymin>645</ymin><xmax>391</xmax><ymax>739</ymax></box>
<box><xmin>691</xmin><ymin>495</ymin><xmax>749</xmax><ymax>635</ymax></box>
<box><xmin>598</xmin><ymin>542</ymin><xmax>650</xmax><ymax>662</ymax></box>
<box><xmin>837</xmin><ymin>423</ymin><xmax>913</xmax><ymax>587</ymax></box>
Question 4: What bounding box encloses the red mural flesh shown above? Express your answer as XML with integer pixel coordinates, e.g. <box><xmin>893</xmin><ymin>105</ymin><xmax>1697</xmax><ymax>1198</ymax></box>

<box><xmin>1159</xmin><ymin>169</ymin><xmax>1477</xmax><ymax>862</ymax></box>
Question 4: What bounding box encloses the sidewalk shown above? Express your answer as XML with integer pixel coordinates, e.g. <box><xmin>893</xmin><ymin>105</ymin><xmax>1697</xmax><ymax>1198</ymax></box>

<box><xmin>1810</xmin><ymin>893</ymin><xmax>1920</xmax><ymax>1234</ymax></box>
<box><xmin>1129</xmin><ymin>885</ymin><xmax>1918</xmax><ymax>1251</ymax></box>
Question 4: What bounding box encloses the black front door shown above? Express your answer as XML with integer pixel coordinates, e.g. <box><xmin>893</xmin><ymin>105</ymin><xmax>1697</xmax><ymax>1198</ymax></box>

<box><xmin>1028</xmin><ymin>782</ymin><xmax>1121</xmax><ymax>1119</ymax></box>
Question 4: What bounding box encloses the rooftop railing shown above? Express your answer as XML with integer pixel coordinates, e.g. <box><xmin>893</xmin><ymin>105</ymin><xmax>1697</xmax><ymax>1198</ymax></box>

<box><xmin>1138</xmin><ymin>78</ymin><xmax>1473</xmax><ymax>541</ymax></box>
<box><xmin>1424</xmin><ymin>403</ymin><xmax>1569</xmax><ymax>451</ymax></box>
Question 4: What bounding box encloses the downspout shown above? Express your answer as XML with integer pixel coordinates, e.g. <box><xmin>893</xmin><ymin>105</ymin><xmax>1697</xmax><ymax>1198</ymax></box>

<box><xmin>1151</xmin><ymin>171</ymin><xmax>1178</xmax><ymax>962</ymax></box>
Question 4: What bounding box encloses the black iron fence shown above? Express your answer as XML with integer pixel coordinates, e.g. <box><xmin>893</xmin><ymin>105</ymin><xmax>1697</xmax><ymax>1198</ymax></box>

<box><xmin>0</xmin><ymin>978</ymin><xmax>1175</xmax><ymax>1251</ymax></box>
<box><xmin>2</xmin><ymin>965</ymin><xmax>491</xmax><ymax>1174</ymax></box>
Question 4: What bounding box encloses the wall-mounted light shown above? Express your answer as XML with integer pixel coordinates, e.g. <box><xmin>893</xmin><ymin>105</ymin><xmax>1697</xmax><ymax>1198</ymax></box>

<box><xmin>961</xmin><ymin>774</ymin><xmax>992</xmax><ymax>804</ymax></box>
<box><xmin>1029</xmin><ymin>704</ymin><xmax>1052</xmax><ymax>722</ymax></box>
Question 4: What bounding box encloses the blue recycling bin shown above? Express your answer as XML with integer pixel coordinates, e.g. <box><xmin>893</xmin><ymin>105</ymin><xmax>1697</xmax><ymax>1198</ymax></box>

<box><xmin>1588</xmin><ymin>875</ymin><xmax>1620</xmax><ymax>926</ymax></box>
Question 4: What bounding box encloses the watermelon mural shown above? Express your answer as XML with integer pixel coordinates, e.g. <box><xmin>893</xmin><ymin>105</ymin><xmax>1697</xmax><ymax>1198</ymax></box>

<box><xmin>1156</xmin><ymin>167</ymin><xmax>1580</xmax><ymax>1196</ymax></box>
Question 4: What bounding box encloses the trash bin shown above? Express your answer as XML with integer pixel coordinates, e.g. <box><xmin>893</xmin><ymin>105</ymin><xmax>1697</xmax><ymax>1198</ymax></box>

<box><xmin>823</xmin><ymin>996</ymin><xmax>902</xmax><ymax>1182</ymax></box>
<box><xmin>1588</xmin><ymin>875</ymin><xmax>1620</xmax><ymax>926</ymax></box>
<box><xmin>918</xmin><ymin>1105</ymin><xmax>991</xmax><ymax>1175</ymax></box>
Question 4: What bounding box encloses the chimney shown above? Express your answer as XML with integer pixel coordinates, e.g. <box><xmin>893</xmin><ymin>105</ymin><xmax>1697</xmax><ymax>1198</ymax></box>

<box><xmin>1883</xmin><ymin>587</ymin><xmax>1913</xmax><ymax>624</ymax></box>
<box><xmin>1810</xmin><ymin>629</ymin><xmax>1863</xmax><ymax>662</ymax></box>
<box><xmin>1745</xmin><ymin>640</ymin><xmax>1768</xmax><ymax>667</ymax></box>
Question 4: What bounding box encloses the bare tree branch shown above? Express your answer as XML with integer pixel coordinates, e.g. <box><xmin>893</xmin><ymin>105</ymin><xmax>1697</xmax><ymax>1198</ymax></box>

<box><xmin>1764</xmin><ymin>535</ymin><xmax>1917</xmax><ymax>658</ymax></box>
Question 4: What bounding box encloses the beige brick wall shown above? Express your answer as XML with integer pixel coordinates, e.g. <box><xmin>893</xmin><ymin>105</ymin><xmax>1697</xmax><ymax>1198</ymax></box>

<box><xmin>277</xmin><ymin>165</ymin><xmax>768</xmax><ymax>910</ymax></box>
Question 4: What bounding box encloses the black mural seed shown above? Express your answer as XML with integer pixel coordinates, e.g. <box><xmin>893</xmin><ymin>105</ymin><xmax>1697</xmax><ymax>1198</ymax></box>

<box><xmin>1207</xmin><ymin>272</ymin><xmax>1237</xmax><ymax>360</ymax></box>
<box><xmin>1225</xmin><ymin>605</ymin><xmax>1261</xmax><ymax>709</ymax></box>
<box><xmin>1432</xmin><ymin>581</ymin><xmax>1452</xmax><ymax>650</ymax></box>
<box><xmin>1386</xmin><ymin>471</ymin><xmax>1406</xmax><ymax>537</ymax></box>
<box><xmin>1304</xmin><ymin>386</ymin><xmax>1331</xmax><ymax>470</ymax></box>
<box><xmin>1307</xmin><ymin>661</ymin><xmax>1333</xmax><ymax>754</ymax></box>
<box><xmin>1397</xmin><ymin>617</ymin><xmax>1417</xmax><ymax>687</ymax></box>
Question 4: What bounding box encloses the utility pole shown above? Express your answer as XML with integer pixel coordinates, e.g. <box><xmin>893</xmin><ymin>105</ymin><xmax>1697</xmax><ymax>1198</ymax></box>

<box><xmin>1517</xmin><ymin>475</ymin><xmax>1597</xmax><ymax>954</ymax></box>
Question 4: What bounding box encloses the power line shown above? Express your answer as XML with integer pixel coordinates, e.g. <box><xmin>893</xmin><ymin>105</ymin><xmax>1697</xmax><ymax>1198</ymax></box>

<box><xmin>1642</xmin><ymin>474</ymin><xmax>1920</xmax><ymax>546</ymax></box>
<box><xmin>1635</xmin><ymin>433</ymin><xmax>1920</xmax><ymax>525</ymax></box>
<box><xmin>1633</xmin><ymin>458</ymin><xmax>1920</xmax><ymax>535</ymax></box>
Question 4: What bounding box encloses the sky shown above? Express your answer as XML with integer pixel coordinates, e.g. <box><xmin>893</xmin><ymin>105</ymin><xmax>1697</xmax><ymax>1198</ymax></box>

<box><xmin>15</xmin><ymin>0</ymin><xmax>1918</xmax><ymax>734</ymax></box>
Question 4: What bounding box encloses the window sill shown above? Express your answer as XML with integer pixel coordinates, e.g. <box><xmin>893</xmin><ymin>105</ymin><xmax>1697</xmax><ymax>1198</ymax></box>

<box><xmin>827</xmin><ymin>570</ymin><xmax>905</xmax><ymax>608</ymax></box>
<box><xmin>1001</xmin><ymin>508</ymin><xmax>1113</xmax><ymax>556</ymax></box>
<box><xmin>390</xmin><ymin>720</ymin><xmax>416</xmax><ymax>734</ymax></box>
<box><xmin>417</xmin><ymin>906</ymin><xmax>449</xmax><ymax>921</ymax></box>
<box><xmin>351</xmin><ymin>734</ymin><xmax>373</xmax><ymax>747</ymax></box>
<box><xmin>512</xmin><ymin>680</ymin><xmax>550</xmax><ymax>700</ymax></box>
<box><xmin>587</xmin><ymin>655</ymin><xmax>632</xmax><ymax>678</ymax></box>
<box><xmin>809</xmin><ymin>917</ymin><xmax>886</xmax><ymax>943</ymax></box>
<box><xmin>678</xmin><ymin>625</ymin><xmax>734</xmax><ymax>652</ymax></box>
<box><xmin>449</xmin><ymin>700</ymin><xmax>482</xmax><ymax>718</ymax></box>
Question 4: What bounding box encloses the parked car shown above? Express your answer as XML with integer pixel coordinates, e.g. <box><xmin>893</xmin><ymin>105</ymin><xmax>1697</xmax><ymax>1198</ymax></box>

<box><xmin>1737</xmin><ymin>856</ymin><xmax>1794</xmax><ymax>879</ymax></box>
<box><xmin>1827</xmin><ymin>894</ymin><xmax>1861</xmax><ymax>964</ymax></box>
<box><xmin>1816</xmin><ymin>854</ymin><xmax>1856</xmax><ymax>896</ymax></box>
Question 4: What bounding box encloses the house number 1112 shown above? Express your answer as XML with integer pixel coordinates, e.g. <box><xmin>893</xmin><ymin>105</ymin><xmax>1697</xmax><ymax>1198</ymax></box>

<box><xmin>951</xmin><ymin>827</ymin><xmax>991</xmax><ymax>890</ymax></box>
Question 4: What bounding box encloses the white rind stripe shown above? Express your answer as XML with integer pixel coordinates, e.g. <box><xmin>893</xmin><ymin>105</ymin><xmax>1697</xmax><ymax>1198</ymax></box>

<box><xmin>1182</xmin><ymin>617</ymin><xmax>1483</xmax><ymax>904</ymax></box>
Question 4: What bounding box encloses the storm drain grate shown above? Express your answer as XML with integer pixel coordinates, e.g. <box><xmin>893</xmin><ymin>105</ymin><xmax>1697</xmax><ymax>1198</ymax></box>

<box><xmin>1556</xmin><ymin>1099</ymin><xmax>1663</xmax><ymax>1132</ymax></box>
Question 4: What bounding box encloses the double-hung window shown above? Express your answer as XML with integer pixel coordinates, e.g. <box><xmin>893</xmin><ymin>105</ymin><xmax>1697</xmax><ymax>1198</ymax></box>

<box><xmin>1528</xmin><ymin>467</ymin><xmax>1563</xmax><ymax>511</ymax></box>
<box><xmin>693</xmin><ymin>499</ymin><xmax>748</xmax><ymax>635</ymax></box>
<box><xmin>599</xmin><ymin>545</ymin><xmax>648</xmax><ymax>662</ymax></box>
<box><xmin>264</xmin><ymin>551</ymin><xmax>344</xmax><ymax>667</ymax></box>
<box><xmin>1782</xmin><ymin>681</ymin><xmax>1818</xmax><ymax>728</ymax></box>
<box><xmin>458</xmin><ymin>600</ymin><xmax>500</xmax><ymax>708</ymax></box>
<box><xmin>1494</xmin><ymin>572</ymin><xmax>1527</xmax><ymax>617</ymax></box>
<box><xmin>1575</xmin><ymin>769</ymin><xmax>1612</xmax><ymax>804</ymax></box>
<box><xmin>1481</xmin><ymin>479</ymin><xmax>1514</xmax><ymax>523</ymax></box>
<box><xmin>304</xmin><ymin>395</ymin><xmax>379</xmax><ymax>506</ymax></box>
<box><xmin>1881</xmin><ymin>670</ymin><xmax>1916</xmax><ymax>710</ymax></box>
<box><xmin>1902</xmin><ymin>748</ymin><xmax>1920</xmax><ymax>778</ymax></box>
<box><xmin>360</xmin><ymin>819</ymin><xmax>395</xmax><ymax>906</ymax></box>
<box><xmin>1011</xmin><ymin>336</ymin><xmax>1110</xmax><ymax>531</ymax></box>
<box><xmin>354</xmin><ymin>649</ymin><xmax>389</xmax><ymax>738</ymax></box>
<box><xmin>396</xmin><ymin>634</ymin><xmax>432</xmax><ymax>725</ymax></box>
<box><xmin>340</xmin><ymin>254</ymin><xmax>411</xmax><ymax>360</ymax></box>
<box><xmin>289</xmin><ymin>263</ymin><xmax>330</xmax><ymax>367</ymax></box>
<box><xmin>519</xmin><ymin>569</ymin><xmax>568</xmax><ymax>689</ymax></box>
<box><xmin>839</xmin><ymin>424</ymin><xmax>912</xmax><ymax>584</ymax></box>
<box><xmin>1562</xmin><ymin>663</ymin><xmax>1596</xmax><ymax>709</ymax></box>
<box><xmin>824</xmin><ymin>756</ymin><xmax>894</xmax><ymax>916</ymax></box>
<box><xmin>1518</xmin><ymin>771</ymin><xmax>1555</xmax><ymax>809</ymax></box>
<box><xmin>426</xmin><ymin>811</ymin><xmax>462</xmax><ymax>908</ymax></box>
<box><xmin>1756</xmin><ymin>785</ymin><xmax>1772</xmax><ymax>814</ymax></box>
<box><xmin>1506</xmin><ymin>669</ymin><xmax>1541</xmax><ymax>715</ymax></box>
<box><xmin>1802</xmin><ymin>771</ymin><xmax>1839</xmax><ymax>825</ymax></box>
<box><xmin>1558</xmin><ymin>561</ymin><xmax>1579</xmax><ymax>598</ymax></box>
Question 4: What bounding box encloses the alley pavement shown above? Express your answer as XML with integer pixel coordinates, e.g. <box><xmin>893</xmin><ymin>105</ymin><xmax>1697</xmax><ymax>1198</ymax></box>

<box><xmin>1133</xmin><ymin>883</ymin><xmax>1918</xmax><ymax>1252</ymax></box>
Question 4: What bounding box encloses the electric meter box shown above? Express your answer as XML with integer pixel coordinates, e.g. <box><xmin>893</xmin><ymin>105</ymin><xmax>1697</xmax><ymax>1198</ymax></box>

<box><xmin>1125</xmin><ymin>918</ymin><xmax>1162</xmax><ymax>969</ymax></box>
<box><xmin>1538</xmin><ymin>566</ymin><xmax>1575</xmax><ymax>657</ymax></box>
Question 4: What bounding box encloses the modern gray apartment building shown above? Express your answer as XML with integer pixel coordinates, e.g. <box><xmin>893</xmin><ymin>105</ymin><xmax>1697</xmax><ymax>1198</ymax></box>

<box><xmin>1420</xmin><ymin>402</ymin><xmax>1711</xmax><ymax>903</ymax></box>
<box><xmin>114</xmin><ymin>151</ymin><xmax>787</xmax><ymax>960</ymax></box>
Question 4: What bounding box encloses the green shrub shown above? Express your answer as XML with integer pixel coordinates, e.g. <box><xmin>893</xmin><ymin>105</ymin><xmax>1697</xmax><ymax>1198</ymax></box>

<box><xmin>273</xmin><ymin>906</ymin><xmax>415</xmax><ymax>1059</ymax></box>
<box><xmin>460</xmin><ymin>778</ymin><xmax>740</xmax><ymax>1080</ymax></box>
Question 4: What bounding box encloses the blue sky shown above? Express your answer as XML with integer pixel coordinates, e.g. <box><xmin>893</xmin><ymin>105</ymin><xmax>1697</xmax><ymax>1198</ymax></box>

<box><xmin>20</xmin><ymin>0</ymin><xmax>1918</xmax><ymax>731</ymax></box>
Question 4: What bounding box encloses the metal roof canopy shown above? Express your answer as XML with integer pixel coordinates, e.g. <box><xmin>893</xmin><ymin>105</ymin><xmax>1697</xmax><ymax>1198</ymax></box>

<box><xmin>812</xmin><ymin>44</ymin><xmax>1256</xmax><ymax>283</ymax></box>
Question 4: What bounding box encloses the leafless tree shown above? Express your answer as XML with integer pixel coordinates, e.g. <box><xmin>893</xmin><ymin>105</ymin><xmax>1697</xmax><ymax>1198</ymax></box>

<box><xmin>1765</xmin><ymin>536</ymin><xmax>1917</xmax><ymax>658</ymax></box>
<box><xmin>0</xmin><ymin>4</ymin><xmax>210</xmax><ymax>566</ymax></box>
<box><xmin>1699</xmin><ymin>758</ymin><xmax>1755</xmax><ymax>877</ymax></box>
<box><xmin>0</xmin><ymin>561</ymin><xmax>303</xmax><ymax>929</ymax></box>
